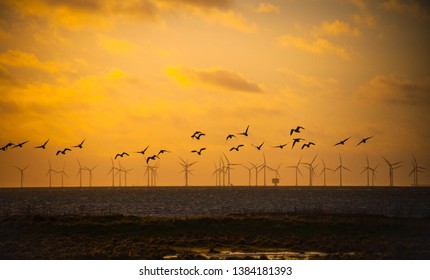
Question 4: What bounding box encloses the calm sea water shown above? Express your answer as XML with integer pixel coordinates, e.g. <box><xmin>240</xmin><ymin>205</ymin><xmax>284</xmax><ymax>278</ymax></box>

<box><xmin>1</xmin><ymin>186</ymin><xmax>429</xmax><ymax>218</ymax></box>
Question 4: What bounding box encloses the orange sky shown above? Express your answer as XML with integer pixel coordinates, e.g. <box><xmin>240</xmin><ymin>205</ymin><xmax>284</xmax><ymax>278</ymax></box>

<box><xmin>1</xmin><ymin>0</ymin><xmax>429</xmax><ymax>187</ymax></box>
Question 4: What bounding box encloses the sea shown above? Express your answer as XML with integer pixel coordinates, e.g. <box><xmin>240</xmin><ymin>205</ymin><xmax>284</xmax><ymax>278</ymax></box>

<box><xmin>1</xmin><ymin>186</ymin><xmax>430</xmax><ymax>218</ymax></box>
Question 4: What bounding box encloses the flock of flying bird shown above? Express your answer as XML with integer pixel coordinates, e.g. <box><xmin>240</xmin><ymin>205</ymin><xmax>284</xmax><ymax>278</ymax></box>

<box><xmin>0</xmin><ymin>125</ymin><xmax>374</xmax><ymax>161</ymax></box>
<box><xmin>3</xmin><ymin>124</ymin><xmax>405</xmax><ymax>187</ymax></box>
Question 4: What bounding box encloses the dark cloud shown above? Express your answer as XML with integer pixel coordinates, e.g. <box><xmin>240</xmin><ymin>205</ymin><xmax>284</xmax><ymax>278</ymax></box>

<box><xmin>169</xmin><ymin>66</ymin><xmax>263</xmax><ymax>93</ymax></box>
<box><xmin>197</xmin><ymin>68</ymin><xmax>263</xmax><ymax>93</ymax></box>
<box><xmin>165</xmin><ymin>0</ymin><xmax>233</xmax><ymax>9</ymax></box>
<box><xmin>355</xmin><ymin>75</ymin><xmax>430</xmax><ymax>105</ymax></box>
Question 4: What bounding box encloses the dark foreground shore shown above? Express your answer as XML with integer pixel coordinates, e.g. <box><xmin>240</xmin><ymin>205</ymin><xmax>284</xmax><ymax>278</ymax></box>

<box><xmin>1</xmin><ymin>214</ymin><xmax>429</xmax><ymax>260</ymax></box>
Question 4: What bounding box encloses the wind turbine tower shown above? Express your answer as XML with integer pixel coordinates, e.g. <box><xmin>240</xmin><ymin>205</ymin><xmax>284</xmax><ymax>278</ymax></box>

<box><xmin>301</xmin><ymin>154</ymin><xmax>318</xmax><ymax>186</ymax></box>
<box><xmin>85</xmin><ymin>165</ymin><xmax>97</xmax><ymax>187</ymax></box>
<box><xmin>333</xmin><ymin>154</ymin><xmax>351</xmax><ymax>187</ymax></box>
<box><xmin>319</xmin><ymin>157</ymin><xmax>332</xmax><ymax>187</ymax></box>
<box><xmin>15</xmin><ymin>165</ymin><xmax>29</xmax><ymax>188</ymax></box>
<box><xmin>179</xmin><ymin>158</ymin><xmax>197</xmax><ymax>187</ymax></box>
<box><xmin>382</xmin><ymin>156</ymin><xmax>402</xmax><ymax>187</ymax></box>
<box><xmin>409</xmin><ymin>156</ymin><xmax>426</xmax><ymax>186</ymax></box>
<box><xmin>287</xmin><ymin>156</ymin><xmax>302</xmax><ymax>186</ymax></box>
<box><xmin>45</xmin><ymin>161</ymin><xmax>57</xmax><ymax>188</ymax></box>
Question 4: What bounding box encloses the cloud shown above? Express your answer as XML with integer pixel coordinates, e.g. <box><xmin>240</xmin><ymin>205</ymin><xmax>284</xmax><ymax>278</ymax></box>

<box><xmin>276</xmin><ymin>35</ymin><xmax>351</xmax><ymax>60</ymax></box>
<box><xmin>0</xmin><ymin>50</ymin><xmax>58</xmax><ymax>72</ymax></box>
<box><xmin>3</xmin><ymin>0</ymin><xmax>256</xmax><ymax>32</ymax></box>
<box><xmin>348</xmin><ymin>0</ymin><xmax>367</xmax><ymax>10</ymax></box>
<box><xmin>167</xmin><ymin>65</ymin><xmax>264</xmax><ymax>93</ymax></box>
<box><xmin>98</xmin><ymin>36</ymin><xmax>138</xmax><ymax>55</ymax></box>
<box><xmin>254</xmin><ymin>3</ymin><xmax>280</xmax><ymax>14</ymax></box>
<box><xmin>352</xmin><ymin>13</ymin><xmax>376</xmax><ymax>27</ymax></box>
<box><xmin>381</xmin><ymin>0</ymin><xmax>430</xmax><ymax>20</ymax></box>
<box><xmin>312</xmin><ymin>20</ymin><xmax>361</xmax><ymax>37</ymax></box>
<box><xmin>207</xmin><ymin>9</ymin><xmax>257</xmax><ymax>32</ymax></box>
<box><xmin>355</xmin><ymin>75</ymin><xmax>430</xmax><ymax>105</ymax></box>
<box><xmin>278</xmin><ymin>68</ymin><xmax>339</xmax><ymax>91</ymax></box>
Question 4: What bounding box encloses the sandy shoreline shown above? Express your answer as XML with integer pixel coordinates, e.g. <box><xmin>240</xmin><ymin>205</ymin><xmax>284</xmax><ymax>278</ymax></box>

<box><xmin>1</xmin><ymin>213</ymin><xmax>429</xmax><ymax>260</ymax></box>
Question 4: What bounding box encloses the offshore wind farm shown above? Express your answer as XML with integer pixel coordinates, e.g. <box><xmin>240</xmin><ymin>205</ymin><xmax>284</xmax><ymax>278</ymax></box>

<box><xmin>1</xmin><ymin>0</ymin><xmax>430</xmax><ymax>260</ymax></box>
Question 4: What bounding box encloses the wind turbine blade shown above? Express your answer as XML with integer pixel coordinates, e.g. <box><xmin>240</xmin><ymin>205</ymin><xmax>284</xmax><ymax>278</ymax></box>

<box><xmin>413</xmin><ymin>155</ymin><xmax>417</xmax><ymax>165</ymax></box>
<box><xmin>344</xmin><ymin>166</ymin><xmax>352</xmax><ymax>172</ymax></box>
<box><xmin>311</xmin><ymin>154</ymin><xmax>318</xmax><ymax>165</ymax></box>
<box><xmin>189</xmin><ymin>161</ymin><xmax>197</xmax><ymax>167</ymax></box>
<box><xmin>381</xmin><ymin>156</ymin><xmax>390</xmax><ymax>165</ymax></box>
<box><xmin>223</xmin><ymin>153</ymin><xmax>230</xmax><ymax>164</ymax></box>
<box><xmin>393</xmin><ymin>161</ymin><xmax>402</xmax><ymax>166</ymax></box>
<box><xmin>178</xmin><ymin>157</ymin><xmax>186</xmax><ymax>165</ymax></box>
<box><xmin>366</xmin><ymin>155</ymin><xmax>369</xmax><ymax>166</ymax></box>
<box><xmin>297</xmin><ymin>168</ymin><xmax>303</xmax><ymax>176</ymax></box>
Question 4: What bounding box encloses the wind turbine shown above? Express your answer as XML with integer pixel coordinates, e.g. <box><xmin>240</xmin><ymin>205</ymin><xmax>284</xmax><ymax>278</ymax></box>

<box><xmin>57</xmin><ymin>163</ymin><xmax>68</xmax><ymax>187</ymax></box>
<box><xmin>107</xmin><ymin>158</ymin><xmax>116</xmax><ymax>187</ymax></box>
<box><xmin>381</xmin><ymin>156</ymin><xmax>402</xmax><ymax>187</ymax></box>
<box><xmin>319</xmin><ymin>157</ymin><xmax>332</xmax><ymax>187</ymax></box>
<box><xmin>144</xmin><ymin>163</ymin><xmax>152</xmax><ymax>186</ymax></box>
<box><xmin>151</xmin><ymin>163</ymin><xmax>160</xmax><ymax>186</ymax></box>
<box><xmin>303</xmin><ymin>155</ymin><xmax>318</xmax><ymax>186</ymax></box>
<box><xmin>333</xmin><ymin>154</ymin><xmax>351</xmax><ymax>187</ymax></box>
<box><xmin>259</xmin><ymin>153</ymin><xmax>270</xmax><ymax>186</ymax></box>
<box><xmin>301</xmin><ymin>154</ymin><xmax>318</xmax><ymax>186</ymax></box>
<box><xmin>45</xmin><ymin>161</ymin><xmax>57</xmax><ymax>188</ymax></box>
<box><xmin>77</xmin><ymin>160</ymin><xmax>85</xmax><ymax>187</ymax></box>
<box><xmin>84</xmin><ymin>165</ymin><xmax>97</xmax><ymax>187</ymax></box>
<box><xmin>409</xmin><ymin>156</ymin><xmax>426</xmax><ymax>186</ymax></box>
<box><xmin>240</xmin><ymin>164</ymin><xmax>253</xmax><ymax>186</ymax></box>
<box><xmin>248</xmin><ymin>162</ymin><xmax>262</xmax><ymax>186</ymax></box>
<box><xmin>115</xmin><ymin>160</ymin><xmax>123</xmax><ymax>187</ymax></box>
<box><xmin>286</xmin><ymin>156</ymin><xmax>302</xmax><ymax>186</ymax></box>
<box><xmin>361</xmin><ymin>156</ymin><xmax>372</xmax><ymax>187</ymax></box>
<box><xmin>178</xmin><ymin>157</ymin><xmax>197</xmax><ymax>187</ymax></box>
<box><xmin>212</xmin><ymin>161</ymin><xmax>223</xmax><ymax>186</ymax></box>
<box><xmin>369</xmin><ymin>164</ymin><xmax>379</xmax><ymax>186</ymax></box>
<box><xmin>219</xmin><ymin>157</ymin><xmax>227</xmax><ymax>186</ymax></box>
<box><xmin>223</xmin><ymin>153</ymin><xmax>239</xmax><ymax>186</ymax></box>
<box><xmin>14</xmin><ymin>165</ymin><xmax>29</xmax><ymax>188</ymax></box>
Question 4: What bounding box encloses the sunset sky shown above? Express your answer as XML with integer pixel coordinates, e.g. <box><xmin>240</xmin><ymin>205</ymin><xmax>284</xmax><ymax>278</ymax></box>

<box><xmin>1</xmin><ymin>0</ymin><xmax>429</xmax><ymax>187</ymax></box>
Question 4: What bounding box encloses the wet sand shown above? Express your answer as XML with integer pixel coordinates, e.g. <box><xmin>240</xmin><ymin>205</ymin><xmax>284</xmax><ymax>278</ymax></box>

<box><xmin>1</xmin><ymin>213</ymin><xmax>429</xmax><ymax>259</ymax></box>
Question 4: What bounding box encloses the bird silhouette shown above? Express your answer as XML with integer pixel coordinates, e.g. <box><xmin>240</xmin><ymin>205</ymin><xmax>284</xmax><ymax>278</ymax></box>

<box><xmin>357</xmin><ymin>136</ymin><xmax>373</xmax><ymax>146</ymax></box>
<box><xmin>273</xmin><ymin>143</ymin><xmax>289</xmax><ymax>149</ymax></box>
<box><xmin>1</xmin><ymin>142</ymin><xmax>14</xmax><ymax>151</ymax></box>
<box><xmin>56</xmin><ymin>148</ymin><xmax>71</xmax><ymax>155</ymax></box>
<box><xmin>158</xmin><ymin>149</ymin><xmax>170</xmax><ymax>156</ymax></box>
<box><xmin>230</xmin><ymin>144</ymin><xmax>244</xmax><ymax>152</ymax></box>
<box><xmin>292</xmin><ymin>138</ymin><xmax>305</xmax><ymax>149</ymax></box>
<box><xmin>35</xmin><ymin>139</ymin><xmax>49</xmax><ymax>149</ymax></box>
<box><xmin>252</xmin><ymin>142</ymin><xmax>264</xmax><ymax>150</ymax></box>
<box><xmin>115</xmin><ymin>152</ymin><xmax>129</xmax><ymax>159</ymax></box>
<box><xmin>226</xmin><ymin>134</ymin><xmax>236</xmax><ymax>141</ymax></box>
<box><xmin>191</xmin><ymin>148</ymin><xmax>206</xmax><ymax>155</ymax></box>
<box><xmin>290</xmin><ymin>126</ymin><xmax>305</xmax><ymax>135</ymax></box>
<box><xmin>301</xmin><ymin>142</ymin><xmax>315</xmax><ymax>149</ymax></box>
<box><xmin>334</xmin><ymin>137</ymin><xmax>351</xmax><ymax>146</ymax></box>
<box><xmin>146</xmin><ymin>155</ymin><xmax>159</xmax><ymax>164</ymax></box>
<box><xmin>238</xmin><ymin>125</ymin><xmax>249</xmax><ymax>136</ymax></box>
<box><xmin>136</xmin><ymin>145</ymin><xmax>149</xmax><ymax>155</ymax></box>
<box><xmin>191</xmin><ymin>131</ymin><xmax>203</xmax><ymax>139</ymax></box>
<box><xmin>73</xmin><ymin>139</ymin><xmax>85</xmax><ymax>149</ymax></box>
<box><xmin>195</xmin><ymin>133</ymin><xmax>205</xmax><ymax>140</ymax></box>
<box><xmin>12</xmin><ymin>141</ymin><xmax>29</xmax><ymax>148</ymax></box>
